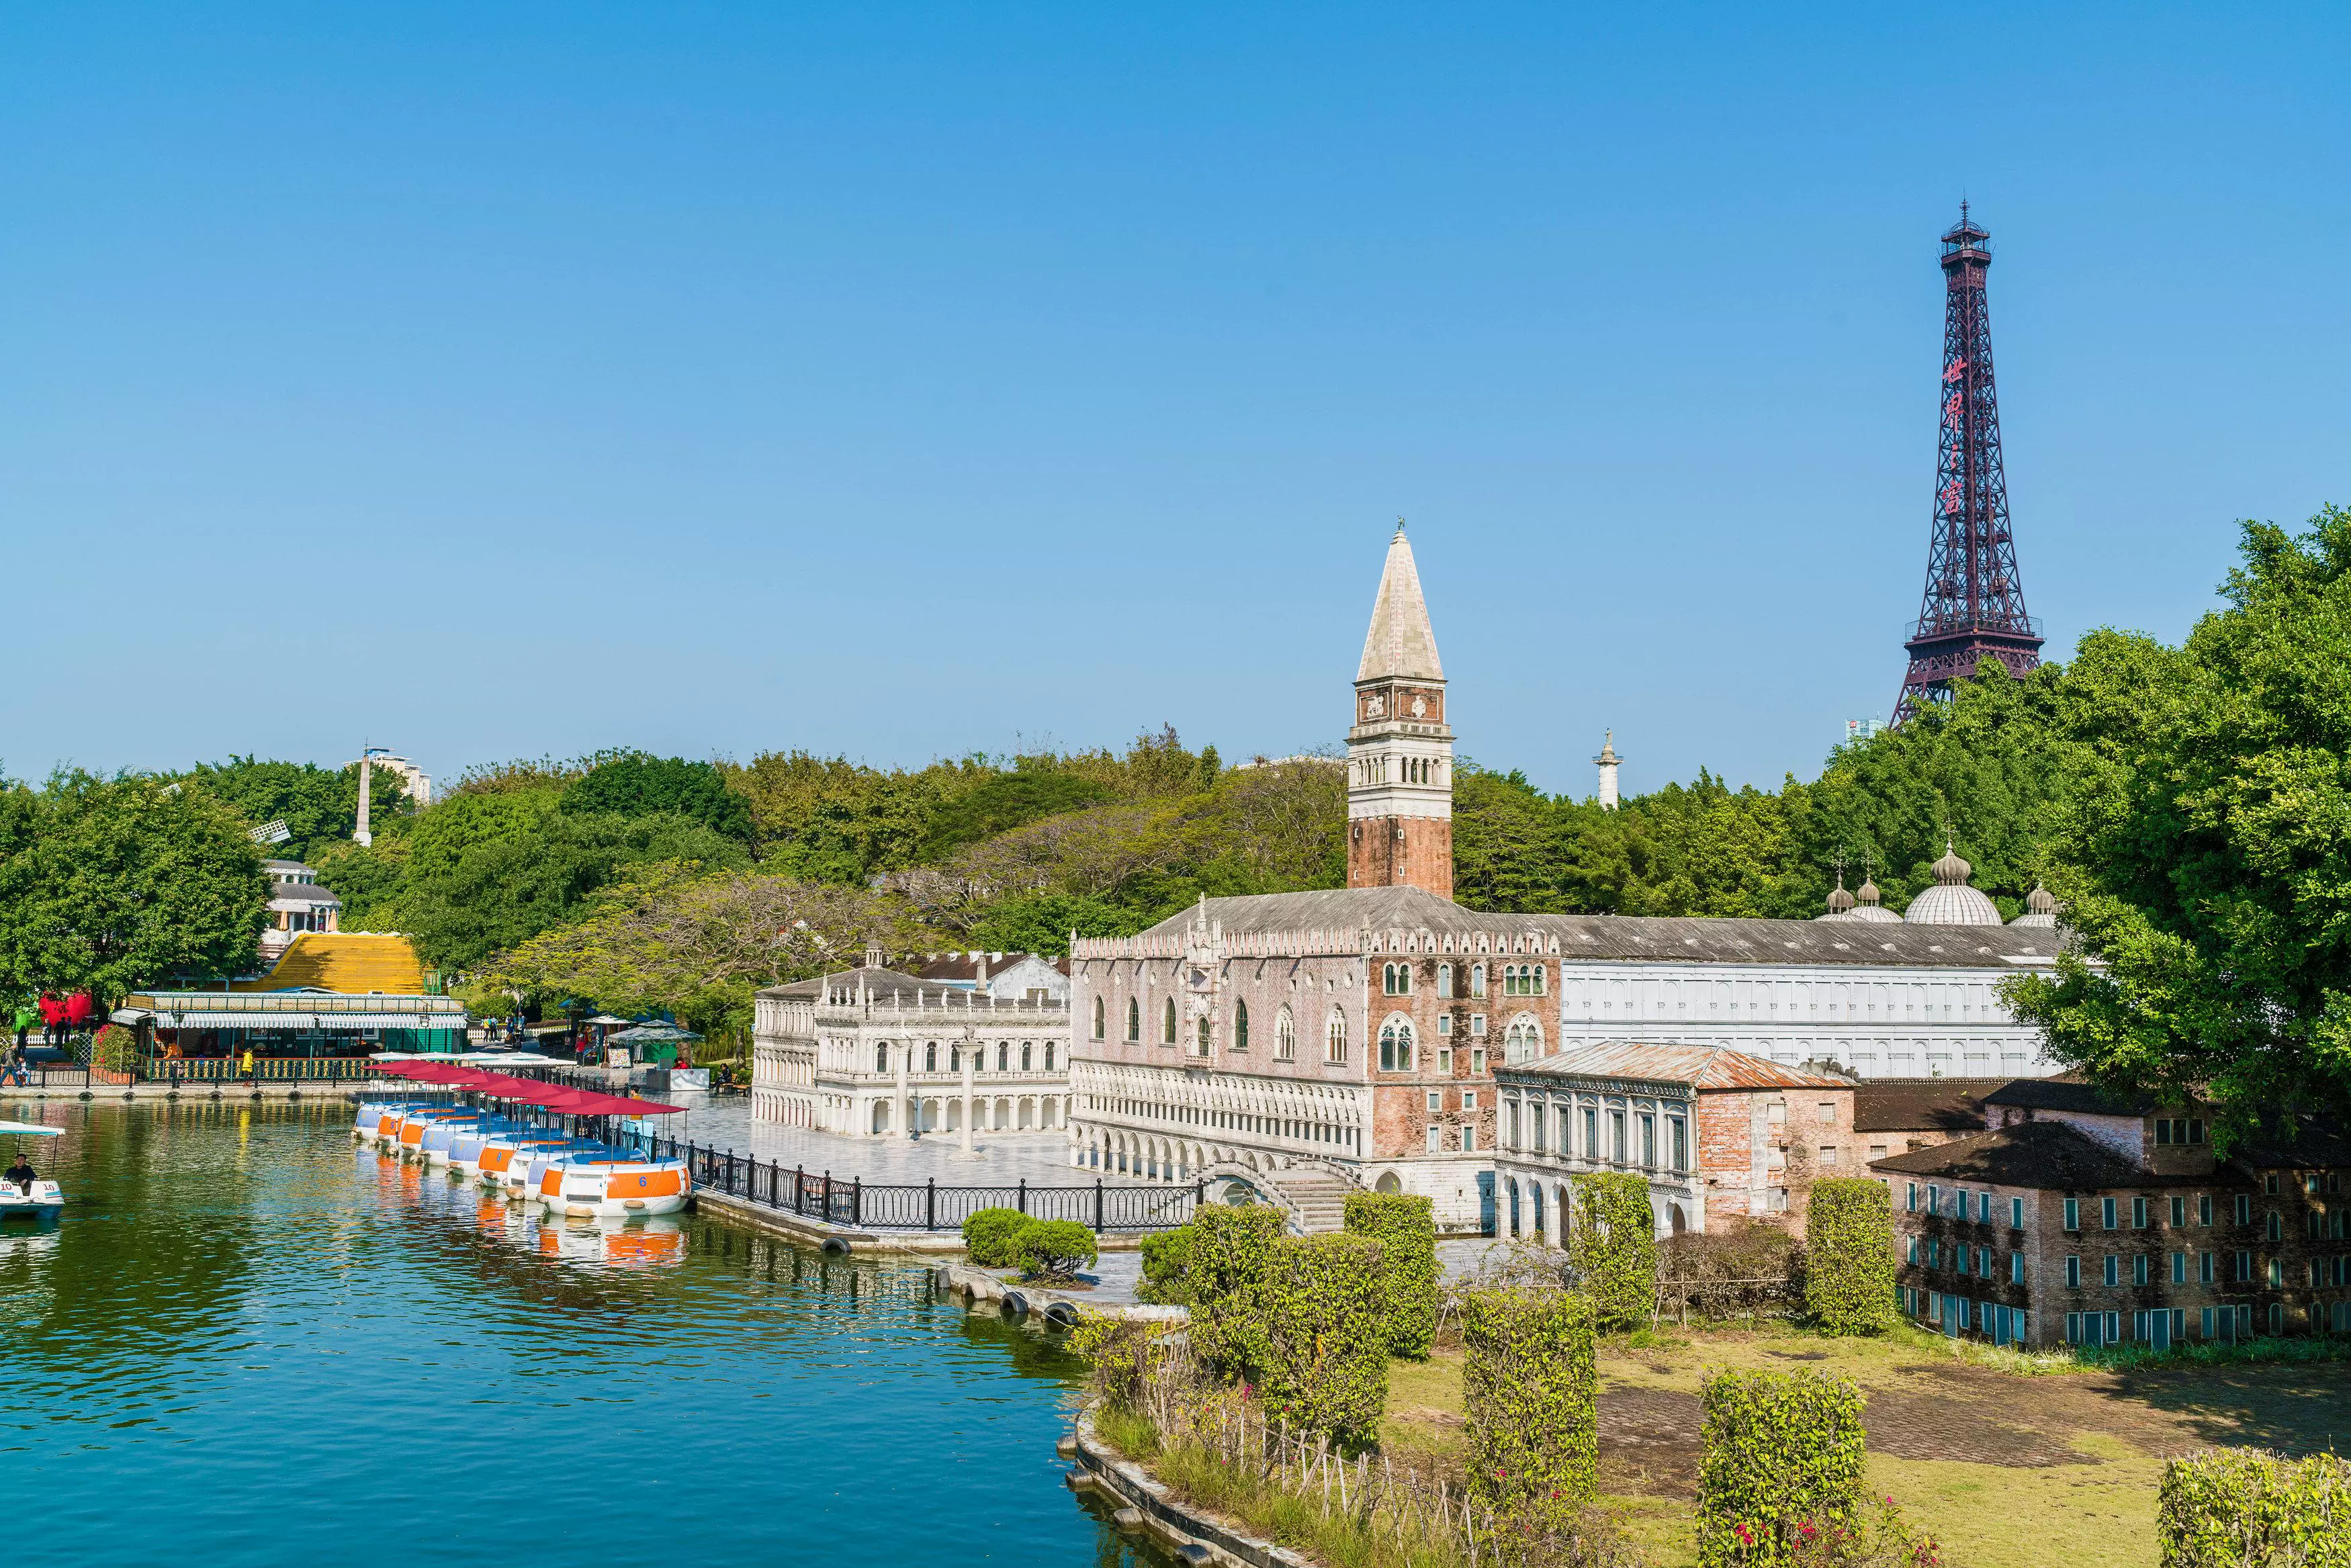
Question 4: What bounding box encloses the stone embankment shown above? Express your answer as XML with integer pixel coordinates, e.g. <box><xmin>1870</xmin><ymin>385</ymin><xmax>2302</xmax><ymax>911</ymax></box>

<box><xmin>3</xmin><ymin>1081</ymin><xmax>367</xmax><ymax>1103</ymax></box>
<box><xmin>1066</xmin><ymin>1411</ymin><xmax>1312</xmax><ymax>1568</ymax></box>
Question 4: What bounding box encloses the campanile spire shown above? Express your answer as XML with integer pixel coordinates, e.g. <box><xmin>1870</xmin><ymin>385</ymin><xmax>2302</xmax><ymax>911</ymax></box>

<box><xmin>1347</xmin><ymin>522</ymin><xmax>1454</xmax><ymax>898</ymax></box>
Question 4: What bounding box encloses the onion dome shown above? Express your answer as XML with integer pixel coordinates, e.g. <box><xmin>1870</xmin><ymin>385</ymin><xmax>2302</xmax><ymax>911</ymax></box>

<box><xmin>1904</xmin><ymin>833</ymin><xmax>2004</xmax><ymax>925</ymax></box>
<box><xmin>2011</xmin><ymin>880</ymin><xmax>2059</xmax><ymax>929</ymax></box>
<box><xmin>1845</xmin><ymin>874</ymin><xmax>1902</xmax><ymax>923</ymax></box>
<box><xmin>1816</xmin><ymin>873</ymin><xmax>1859</xmax><ymax>920</ymax></box>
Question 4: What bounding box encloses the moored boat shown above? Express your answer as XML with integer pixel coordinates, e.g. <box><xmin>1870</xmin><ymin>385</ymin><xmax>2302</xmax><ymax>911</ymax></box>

<box><xmin>539</xmin><ymin>1156</ymin><xmax>691</xmax><ymax>1219</ymax></box>
<box><xmin>0</xmin><ymin>1119</ymin><xmax>66</xmax><ymax>1221</ymax></box>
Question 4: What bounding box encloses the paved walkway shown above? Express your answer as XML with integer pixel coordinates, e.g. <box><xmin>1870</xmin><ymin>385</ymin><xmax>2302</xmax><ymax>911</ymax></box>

<box><xmin>664</xmin><ymin>1092</ymin><xmax>1096</xmax><ymax>1187</ymax></box>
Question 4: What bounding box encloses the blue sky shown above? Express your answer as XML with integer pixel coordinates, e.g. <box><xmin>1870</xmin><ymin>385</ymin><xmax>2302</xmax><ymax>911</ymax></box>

<box><xmin>4</xmin><ymin>4</ymin><xmax>2345</xmax><ymax>799</ymax></box>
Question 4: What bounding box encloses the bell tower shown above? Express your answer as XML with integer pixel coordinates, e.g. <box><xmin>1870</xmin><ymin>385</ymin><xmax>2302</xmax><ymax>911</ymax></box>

<box><xmin>1347</xmin><ymin>523</ymin><xmax>1454</xmax><ymax>898</ymax></box>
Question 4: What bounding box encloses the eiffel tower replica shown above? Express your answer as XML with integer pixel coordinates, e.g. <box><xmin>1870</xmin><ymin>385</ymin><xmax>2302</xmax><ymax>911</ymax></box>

<box><xmin>1894</xmin><ymin>205</ymin><xmax>2043</xmax><ymax>723</ymax></box>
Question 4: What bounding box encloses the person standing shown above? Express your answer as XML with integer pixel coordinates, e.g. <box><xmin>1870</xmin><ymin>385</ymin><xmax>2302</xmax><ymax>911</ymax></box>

<box><xmin>240</xmin><ymin>1046</ymin><xmax>256</xmax><ymax>1085</ymax></box>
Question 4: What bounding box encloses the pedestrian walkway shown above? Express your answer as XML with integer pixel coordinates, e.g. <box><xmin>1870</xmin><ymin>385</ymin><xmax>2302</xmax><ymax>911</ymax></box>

<box><xmin>676</xmin><ymin>1094</ymin><xmax>1086</xmax><ymax>1187</ymax></box>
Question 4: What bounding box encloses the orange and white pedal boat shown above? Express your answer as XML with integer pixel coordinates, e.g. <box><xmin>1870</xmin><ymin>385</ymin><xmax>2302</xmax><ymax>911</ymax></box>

<box><xmin>532</xmin><ymin>1156</ymin><xmax>692</xmax><ymax>1219</ymax></box>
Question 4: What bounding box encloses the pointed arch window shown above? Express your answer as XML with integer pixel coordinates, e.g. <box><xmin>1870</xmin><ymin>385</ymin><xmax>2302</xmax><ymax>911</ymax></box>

<box><xmin>1163</xmin><ymin>997</ymin><xmax>1178</xmax><ymax>1046</ymax></box>
<box><xmin>1503</xmin><ymin>1014</ymin><xmax>1544</xmax><ymax>1065</ymax></box>
<box><xmin>1233</xmin><ymin>999</ymin><xmax>1250</xmax><ymax>1052</ymax></box>
<box><xmin>1382</xmin><ymin>962</ymin><xmax>1413</xmax><ymax>997</ymax></box>
<box><xmin>1325</xmin><ymin>1009</ymin><xmax>1348</xmax><ymax>1064</ymax></box>
<box><xmin>1379</xmin><ymin>1016</ymin><xmax>1417</xmax><ymax>1073</ymax></box>
<box><xmin>1275</xmin><ymin>1005</ymin><xmax>1296</xmax><ymax>1062</ymax></box>
<box><xmin>1093</xmin><ymin>996</ymin><xmax>1106</xmax><ymax>1040</ymax></box>
<box><xmin>1195</xmin><ymin>1017</ymin><xmax>1212</xmax><ymax>1058</ymax></box>
<box><xmin>1437</xmin><ymin>964</ymin><xmax>1454</xmax><ymax>999</ymax></box>
<box><xmin>1127</xmin><ymin>997</ymin><xmax>1141</xmax><ymax>1042</ymax></box>
<box><xmin>1470</xmin><ymin>963</ymin><xmax>1487</xmax><ymax>999</ymax></box>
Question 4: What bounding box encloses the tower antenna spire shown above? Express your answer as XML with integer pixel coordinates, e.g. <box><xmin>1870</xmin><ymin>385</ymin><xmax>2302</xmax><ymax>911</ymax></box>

<box><xmin>1894</xmin><ymin>205</ymin><xmax>2042</xmax><ymax>722</ymax></box>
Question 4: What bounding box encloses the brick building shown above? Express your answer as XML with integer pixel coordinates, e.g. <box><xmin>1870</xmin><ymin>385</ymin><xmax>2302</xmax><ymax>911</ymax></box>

<box><xmin>1492</xmin><ymin>1043</ymin><xmax>1857</xmax><ymax>1242</ymax></box>
<box><xmin>1873</xmin><ymin>1077</ymin><xmax>2351</xmax><ymax>1347</ymax></box>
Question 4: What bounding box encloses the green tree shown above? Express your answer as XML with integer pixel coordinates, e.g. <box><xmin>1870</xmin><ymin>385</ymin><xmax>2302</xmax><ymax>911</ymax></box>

<box><xmin>919</xmin><ymin>770</ymin><xmax>1115</xmax><ymax>860</ymax></box>
<box><xmin>0</xmin><ymin>772</ymin><xmax>267</xmax><ymax>1002</ymax></box>
<box><xmin>964</xmin><ymin>892</ymin><xmax>1155</xmax><ymax>956</ymax></box>
<box><xmin>2005</xmin><ymin>507</ymin><xmax>2351</xmax><ymax>1138</ymax></box>
<box><xmin>562</xmin><ymin>752</ymin><xmax>754</xmax><ymax>845</ymax></box>
<box><xmin>183</xmin><ymin>756</ymin><xmax>419</xmax><ymax>862</ymax></box>
<box><xmin>1452</xmin><ymin>764</ymin><xmax>1575</xmax><ymax>912</ymax></box>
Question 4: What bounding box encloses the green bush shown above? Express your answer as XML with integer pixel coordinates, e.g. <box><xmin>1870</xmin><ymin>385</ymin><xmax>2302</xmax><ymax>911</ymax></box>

<box><xmin>1137</xmin><ymin>1226</ymin><xmax>1194</xmax><ymax>1305</ymax></box>
<box><xmin>91</xmin><ymin>1022</ymin><xmax>138</xmax><ymax>1074</ymax></box>
<box><xmin>1696</xmin><ymin>1369</ymin><xmax>1869</xmax><ymax>1567</ymax></box>
<box><xmin>1184</xmin><ymin>1203</ymin><xmax>1285</xmax><ymax>1381</ymax></box>
<box><xmin>2158</xmin><ymin>1448</ymin><xmax>2351</xmax><ymax>1567</ymax></box>
<box><xmin>1343</xmin><ymin>1191</ymin><xmax>1438</xmax><ymax>1358</ymax></box>
<box><xmin>1805</xmin><ymin>1178</ymin><xmax>1897</xmax><ymax>1336</ymax></box>
<box><xmin>1461</xmin><ymin>1288</ymin><xmax>1598</xmax><ymax>1534</ymax></box>
<box><xmin>1068</xmin><ymin>1311</ymin><xmax>1172</xmax><ymax>1415</ymax></box>
<box><xmin>1016</xmin><ymin>1218</ymin><xmax>1098</xmax><ymax>1281</ymax></box>
<box><xmin>1569</xmin><ymin>1172</ymin><xmax>1658</xmax><ymax>1329</ymax></box>
<box><xmin>962</xmin><ymin>1206</ymin><xmax>1030</xmax><ymax>1266</ymax></box>
<box><xmin>1255</xmin><ymin>1233</ymin><xmax>1387</xmax><ymax>1445</ymax></box>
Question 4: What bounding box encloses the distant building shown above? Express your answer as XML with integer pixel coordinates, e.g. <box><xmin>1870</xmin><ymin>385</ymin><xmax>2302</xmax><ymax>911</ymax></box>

<box><xmin>752</xmin><ymin>956</ymin><xmax>1071</xmax><ymax>1138</ymax></box>
<box><xmin>916</xmin><ymin>952</ymin><xmax>1071</xmax><ymax>1005</ymax></box>
<box><xmin>260</xmin><ymin>860</ymin><xmax>341</xmax><ymax>962</ymax></box>
<box><xmin>1874</xmin><ymin>1076</ymin><xmax>2351</xmax><ymax>1348</ymax></box>
<box><xmin>1493</xmin><ymin>1043</ymin><xmax>1859</xmax><ymax>1241</ymax></box>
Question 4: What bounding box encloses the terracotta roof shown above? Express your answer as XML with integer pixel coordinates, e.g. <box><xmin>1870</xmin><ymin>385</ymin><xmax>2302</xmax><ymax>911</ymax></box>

<box><xmin>1853</xmin><ymin>1078</ymin><xmax>2002</xmax><ymax>1134</ymax></box>
<box><xmin>1869</xmin><ymin>1121</ymin><xmax>2149</xmax><ymax>1189</ymax></box>
<box><xmin>1509</xmin><ymin>1042</ymin><xmax>1852</xmax><ymax>1093</ymax></box>
<box><xmin>1983</xmin><ymin>1075</ymin><xmax>2163</xmax><ymax>1117</ymax></box>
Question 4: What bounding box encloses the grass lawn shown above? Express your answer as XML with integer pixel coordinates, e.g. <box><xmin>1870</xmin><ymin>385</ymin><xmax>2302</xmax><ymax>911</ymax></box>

<box><xmin>1380</xmin><ymin>1323</ymin><xmax>2351</xmax><ymax>1568</ymax></box>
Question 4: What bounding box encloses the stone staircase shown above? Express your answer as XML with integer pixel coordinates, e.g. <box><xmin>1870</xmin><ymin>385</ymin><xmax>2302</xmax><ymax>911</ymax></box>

<box><xmin>1251</xmin><ymin>1164</ymin><xmax>1358</xmax><ymax>1234</ymax></box>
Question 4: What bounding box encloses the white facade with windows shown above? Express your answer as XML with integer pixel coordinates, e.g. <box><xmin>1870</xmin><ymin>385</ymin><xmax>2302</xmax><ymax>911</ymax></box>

<box><xmin>752</xmin><ymin>964</ymin><xmax>1070</xmax><ymax>1139</ymax></box>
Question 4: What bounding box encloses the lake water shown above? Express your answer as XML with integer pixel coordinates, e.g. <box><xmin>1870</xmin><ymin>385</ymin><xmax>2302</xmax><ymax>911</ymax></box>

<box><xmin>0</xmin><ymin>1101</ymin><xmax>1167</xmax><ymax>1568</ymax></box>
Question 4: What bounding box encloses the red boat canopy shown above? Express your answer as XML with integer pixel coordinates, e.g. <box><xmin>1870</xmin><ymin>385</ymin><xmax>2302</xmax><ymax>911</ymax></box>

<box><xmin>365</xmin><ymin>1062</ymin><xmax>680</xmax><ymax>1115</ymax></box>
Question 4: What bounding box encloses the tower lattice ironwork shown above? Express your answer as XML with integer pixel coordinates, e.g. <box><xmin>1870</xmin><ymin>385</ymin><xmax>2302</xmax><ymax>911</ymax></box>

<box><xmin>1894</xmin><ymin>204</ymin><xmax>2041</xmax><ymax>722</ymax></box>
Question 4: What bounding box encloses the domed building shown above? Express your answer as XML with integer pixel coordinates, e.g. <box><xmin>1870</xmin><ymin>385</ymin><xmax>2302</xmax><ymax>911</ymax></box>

<box><xmin>1846</xmin><ymin>874</ymin><xmax>1902</xmax><ymax>923</ymax></box>
<box><xmin>2010</xmin><ymin>882</ymin><xmax>2059</xmax><ymax>929</ymax></box>
<box><xmin>1903</xmin><ymin>840</ymin><xmax>2004</xmax><ymax>927</ymax></box>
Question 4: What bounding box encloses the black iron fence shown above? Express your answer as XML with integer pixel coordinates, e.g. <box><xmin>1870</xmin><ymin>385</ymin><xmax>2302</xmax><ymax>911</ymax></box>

<box><xmin>640</xmin><ymin>1134</ymin><xmax>1201</xmax><ymax>1234</ymax></box>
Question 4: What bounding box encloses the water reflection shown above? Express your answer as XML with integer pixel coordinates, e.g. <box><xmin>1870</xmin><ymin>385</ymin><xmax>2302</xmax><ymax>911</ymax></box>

<box><xmin>0</xmin><ymin>1101</ymin><xmax>1178</xmax><ymax>1568</ymax></box>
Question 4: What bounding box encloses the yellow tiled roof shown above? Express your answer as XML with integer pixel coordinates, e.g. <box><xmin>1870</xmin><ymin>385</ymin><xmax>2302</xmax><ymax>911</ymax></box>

<box><xmin>232</xmin><ymin>933</ymin><xmax>428</xmax><ymax>995</ymax></box>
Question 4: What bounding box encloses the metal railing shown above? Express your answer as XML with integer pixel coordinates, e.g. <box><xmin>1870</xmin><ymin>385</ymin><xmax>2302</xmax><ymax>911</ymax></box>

<box><xmin>142</xmin><ymin>1056</ymin><xmax>382</xmax><ymax>1085</ymax></box>
<box><xmin>639</xmin><ymin>1133</ymin><xmax>1201</xmax><ymax>1234</ymax></box>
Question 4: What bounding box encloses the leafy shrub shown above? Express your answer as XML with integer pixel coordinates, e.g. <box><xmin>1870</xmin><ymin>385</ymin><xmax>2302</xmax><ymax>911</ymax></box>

<box><xmin>1016</xmin><ymin>1218</ymin><xmax>1098</xmax><ymax>1281</ymax></box>
<box><xmin>91</xmin><ymin>1023</ymin><xmax>138</xmax><ymax>1073</ymax></box>
<box><xmin>1805</xmin><ymin>1179</ymin><xmax>1897</xmax><ymax>1336</ymax></box>
<box><xmin>963</xmin><ymin>1206</ymin><xmax>1030</xmax><ymax>1266</ymax></box>
<box><xmin>1569</xmin><ymin>1172</ymin><xmax>1658</xmax><ymax>1329</ymax></box>
<box><xmin>1462</xmin><ymin>1288</ymin><xmax>1598</xmax><ymax>1534</ymax></box>
<box><xmin>1343</xmin><ymin>1191</ymin><xmax>1438</xmax><ymax>1358</ymax></box>
<box><xmin>1184</xmin><ymin>1203</ymin><xmax>1285</xmax><ymax>1381</ymax></box>
<box><xmin>1697</xmin><ymin>1369</ymin><xmax>1869</xmax><ymax>1567</ymax></box>
<box><xmin>1137</xmin><ymin>1226</ymin><xmax>1194</xmax><ymax>1305</ymax></box>
<box><xmin>1255</xmin><ymin>1233</ymin><xmax>1387</xmax><ymax>1445</ymax></box>
<box><xmin>1067</xmin><ymin>1312</ymin><xmax>1179</xmax><ymax>1414</ymax></box>
<box><xmin>2158</xmin><ymin>1448</ymin><xmax>2351</xmax><ymax>1567</ymax></box>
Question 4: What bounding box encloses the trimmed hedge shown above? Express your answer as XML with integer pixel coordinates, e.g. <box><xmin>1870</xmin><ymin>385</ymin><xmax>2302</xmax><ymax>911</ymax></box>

<box><xmin>1343</xmin><ymin>1191</ymin><xmax>1438</xmax><ymax>1358</ymax></box>
<box><xmin>1569</xmin><ymin>1172</ymin><xmax>1658</xmax><ymax>1329</ymax></box>
<box><xmin>1255</xmin><ymin>1233</ymin><xmax>1388</xmax><ymax>1445</ymax></box>
<box><xmin>1461</xmin><ymin>1288</ymin><xmax>1598</xmax><ymax>1533</ymax></box>
<box><xmin>2158</xmin><ymin>1448</ymin><xmax>2351</xmax><ymax>1567</ymax></box>
<box><xmin>1136</xmin><ymin>1226</ymin><xmax>1194</xmax><ymax>1305</ymax></box>
<box><xmin>1017</xmin><ymin>1218</ymin><xmax>1098</xmax><ymax>1281</ymax></box>
<box><xmin>963</xmin><ymin>1207</ymin><xmax>1030</xmax><ymax>1266</ymax></box>
<box><xmin>1696</xmin><ymin>1369</ymin><xmax>1869</xmax><ymax>1567</ymax></box>
<box><xmin>1804</xmin><ymin>1178</ymin><xmax>1897</xmax><ymax>1336</ymax></box>
<box><xmin>1184</xmin><ymin>1203</ymin><xmax>1286</xmax><ymax>1381</ymax></box>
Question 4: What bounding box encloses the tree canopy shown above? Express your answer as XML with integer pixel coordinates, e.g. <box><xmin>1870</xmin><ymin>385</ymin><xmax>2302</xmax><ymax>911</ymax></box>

<box><xmin>0</xmin><ymin>772</ymin><xmax>267</xmax><ymax>1003</ymax></box>
<box><xmin>2004</xmin><ymin>506</ymin><xmax>2351</xmax><ymax>1140</ymax></box>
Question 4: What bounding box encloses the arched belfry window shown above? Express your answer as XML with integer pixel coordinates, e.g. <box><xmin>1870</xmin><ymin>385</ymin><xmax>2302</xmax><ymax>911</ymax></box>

<box><xmin>1233</xmin><ymin>999</ymin><xmax>1250</xmax><ymax>1052</ymax></box>
<box><xmin>1275</xmin><ymin>1005</ymin><xmax>1296</xmax><ymax>1061</ymax></box>
<box><xmin>1163</xmin><ymin>997</ymin><xmax>1178</xmax><ymax>1046</ymax></box>
<box><xmin>1126</xmin><ymin>997</ymin><xmax>1141</xmax><ymax>1042</ymax></box>
<box><xmin>1379</xmin><ymin>1015</ymin><xmax>1416</xmax><ymax>1073</ymax></box>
